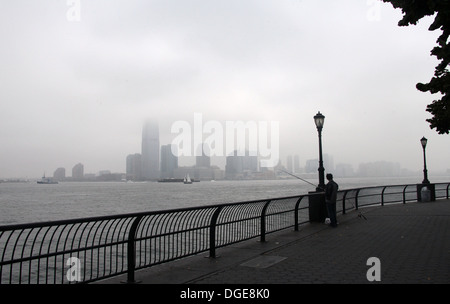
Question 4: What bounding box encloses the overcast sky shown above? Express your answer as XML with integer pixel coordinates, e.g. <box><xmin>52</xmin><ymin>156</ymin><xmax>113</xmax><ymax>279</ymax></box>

<box><xmin>0</xmin><ymin>0</ymin><xmax>448</xmax><ymax>178</ymax></box>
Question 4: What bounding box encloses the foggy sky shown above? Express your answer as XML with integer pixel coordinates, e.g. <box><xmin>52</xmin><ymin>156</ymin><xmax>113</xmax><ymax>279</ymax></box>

<box><xmin>0</xmin><ymin>0</ymin><xmax>448</xmax><ymax>178</ymax></box>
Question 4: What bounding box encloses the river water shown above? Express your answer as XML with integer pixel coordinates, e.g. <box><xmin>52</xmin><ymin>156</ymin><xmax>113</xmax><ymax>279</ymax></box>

<box><xmin>1</xmin><ymin>176</ymin><xmax>448</xmax><ymax>225</ymax></box>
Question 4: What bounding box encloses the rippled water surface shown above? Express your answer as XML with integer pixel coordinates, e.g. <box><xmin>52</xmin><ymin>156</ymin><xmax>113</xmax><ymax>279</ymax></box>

<box><xmin>0</xmin><ymin>176</ymin><xmax>447</xmax><ymax>225</ymax></box>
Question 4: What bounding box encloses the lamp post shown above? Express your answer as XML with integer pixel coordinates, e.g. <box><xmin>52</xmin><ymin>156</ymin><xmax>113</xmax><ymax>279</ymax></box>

<box><xmin>420</xmin><ymin>137</ymin><xmax>430</xmax><ymax>184</ymax></box>
<box><xmin>314</xmin><ymin>111</ymin><xmax>325</xmax><ymax>191</ymax></box>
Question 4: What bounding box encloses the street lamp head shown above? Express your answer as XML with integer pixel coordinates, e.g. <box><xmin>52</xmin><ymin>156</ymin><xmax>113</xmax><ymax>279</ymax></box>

<box><xmin>420</xmin><ymin>136</ymin><xmax>428</xmax><ymax>148</ymax></box>
<box><xmin>314</xmin><ymin>111</ymin><xmax>325</xmax><ymax>130</ymax></box>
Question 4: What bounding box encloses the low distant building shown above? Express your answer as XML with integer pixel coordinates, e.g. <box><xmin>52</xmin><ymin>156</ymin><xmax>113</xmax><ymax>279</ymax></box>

<box><xmin>72</xmin><ymin>163</ymin><xmax>84</xmax><ymax>181</ymax></box>
<box><xmin>83</xmin><ymin>173</ymin><xmax>96</xmax><ymax>181</ymax></box>
<box><xmin>53</xmin><ymin>167</ymin><xmax>66</xmax><ymax>181</ymax></box>
<box><xmin>126</xmin><ymin>153</ymin><xmax>142</xmax><ymax>181</ymax></box>
<box><xmin>173</xmin><ymin>166</ymin><xmax>224</xmax><ymax>181</ymax></box>
<box><xmin>357</xmin><ymin>161</ymin><xmax>402</xmax><ymax>177</ymax></box>
<box><xmin>225</xmin><ymin>150</ymin><xmax>258</xmax><ymax>180</ymax></box>
<box><xmin>96</xmin><ymin>172</ymin><xmax>125</xmax><ymax>181</ymax></box>
<box><xmin>335</xmin><ymin>163</ymin><xmax>355</xmax><ymax>177</ymax></box>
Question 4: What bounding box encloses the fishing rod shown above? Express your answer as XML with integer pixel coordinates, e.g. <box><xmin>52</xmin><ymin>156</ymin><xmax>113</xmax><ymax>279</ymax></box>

<box><xmin>278</xmin><ymin>169</ymin><xmax>325</xmax><ymax>191</ymax></box>
<box><xmin>280</xmin><ymin>169</ymin><xmax>367</xmax><ymax>220</ymax></box>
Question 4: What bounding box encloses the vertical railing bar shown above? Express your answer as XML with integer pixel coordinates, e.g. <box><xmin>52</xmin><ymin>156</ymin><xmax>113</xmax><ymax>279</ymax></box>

<box><xmin>1</xmin><ymin>231</ymin><xmax>15</xmax><ymax>284</ymax></box>
<box><xmin>294</xmin><ymin>196</ymin><xmax>303</xmax><ymax>231</ymax></box>
<box><xmin>342</xmin><ymin>191</ymin><xmax>348</xmax><ymax>214</ymax></box>
<box><xmin>403</xmin><ymin>185</ymin><xmax>408</xmax><ymax>204</ymax></box>
<box><xmin>126</xmin><ymin>215</ymin><xmax>143</xmax><ymax>284</ymax></box>
<box><xmin>75</xmin><ymin>223</ymin><xmax>90</xmax><ymax>283</ymax></box>
<box><xmin>121</xmin><ymin>218</ymin><xmax>135</xmax><ymax>273</ymax></box>
<box><xmin>25</xmin><ymin>229</ymin><xmax>35</xmax><ymax>284</ymax></box>
<box><xmin>28</xmin><ymin>227</ymin><xmax>43</xmax><ymax>284</ymax></box>
<box><xmin>10</xmin><ymin>229</ymin><xmax>25</xmax><ymax>284</ymax></box>
<box><xmin>92</xmin><ymin>220</ymin><xmax>106</xmax><ymax>282</ymax></box>
<box><xmin>149</xmin><ymin>214</ymin><xmax>161</xmax><ymax>265</ymax></box>
<box><xmin>62</xmin><ymin>223</ymin><xmax>79</xmax><ymax>284</ymax></box>
<box><xmin>56</xmin><ymin>224</ymin><xmax>72</xmax><ymax>284</ymax></box>
<box><xmin>20</xmin><ymin>228</ymin><xmax>35</xmax><ymax>284</ymax></box>
<box><xmin>355</xmin><ymin>189</ymin><xmax>361</xmax><ymax>210</ymax></box>
<box><xmin>140</xmin><ymin>216</ymin><xmax>153</xmax><ymax>267</ymax></box>
<box><xmin>86</xmin><ymin>222</ymin><xmax>98</xmax><ymax>282</ymax></box>
<box><xmin>104</xmin><ymin>218</ymin><xmax>117</xmax><ymax>277</ymax></box>
<box><xmin>163</xmin><ymin>212</ymin><xmax>174</xmax><ymax>261</ymax></box>
<box><xmin>209</xmin><ymin>206</ymin><xmax>223</xmax><ymax>258</ymax></box>
<box><xmin>381</xmin><ymin>186</ymin><xmax>387</xmax><ymax>206</ymax></box>
<box><xmin>97</xmin><ymin>219</ymin><xmax>111</xmax><ymax>279</ymax></box>
<box><xmin>260</xmin><ymin>200</ymin><xmax>271</xmax><ymax>243</ymax></box>
<box><xmin>112</xmin><ymin>218</ymin><xmax>127</xmax><ymax>275</ymax></box>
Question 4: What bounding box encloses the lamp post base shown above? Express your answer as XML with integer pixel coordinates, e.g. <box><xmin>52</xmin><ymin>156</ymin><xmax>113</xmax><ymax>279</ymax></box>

<box><xmin>308</xmin><ymin>191</ymin><xmax>327</xmax><ymax>222</ymax></box>
<box><xmin>416</xmin><ymin>183</ymin><xmax>435</xmax><ymax>202</ymax></box>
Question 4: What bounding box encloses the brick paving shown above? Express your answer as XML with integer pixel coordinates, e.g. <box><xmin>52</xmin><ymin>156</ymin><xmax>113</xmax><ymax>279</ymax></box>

<box><xmin>99</xmin><ymin>199</ymin><xmax>450</xmax><ymax>284</ymax></box>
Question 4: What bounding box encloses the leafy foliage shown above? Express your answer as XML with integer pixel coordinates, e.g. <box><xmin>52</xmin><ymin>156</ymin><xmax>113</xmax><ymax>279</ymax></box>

<box><xmin>383</xmin><ymin>0</ymin><xmax>450</xmax><ymax>134</ymax></box>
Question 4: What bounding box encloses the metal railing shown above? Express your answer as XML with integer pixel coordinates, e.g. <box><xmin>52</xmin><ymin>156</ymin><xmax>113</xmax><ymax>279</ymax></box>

<box><xmin>0</xmin><ymin>182</ymin><xmax>448</xmax><ymax>284</ymax></box>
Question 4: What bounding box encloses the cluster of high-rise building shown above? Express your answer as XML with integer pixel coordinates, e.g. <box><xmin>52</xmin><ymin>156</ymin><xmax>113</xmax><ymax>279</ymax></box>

<box><xmin>48</xmin><ymin>122</ymin><xmax>412</xmax><ymax>183</ymax></box>
<box><xmin>126</xmin><ymin>121</ymin><xmax>222</xmax><ymax>181</ymax></box>
<box><xmin>126</xmin><ymin>121</ymin><xmax>276</xmax><ymax>181</ymax></box>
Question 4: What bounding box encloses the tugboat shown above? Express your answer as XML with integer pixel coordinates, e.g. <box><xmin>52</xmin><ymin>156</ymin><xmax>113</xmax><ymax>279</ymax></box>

<box><xmin>183</xmin><ymin>174</ymin><xmax>193</xmax><ymax>184</ymax></box>
<box><xmin>37</xmin><ymin>174</ymin><xmax>58</xmax><ymax>184</ymax></box>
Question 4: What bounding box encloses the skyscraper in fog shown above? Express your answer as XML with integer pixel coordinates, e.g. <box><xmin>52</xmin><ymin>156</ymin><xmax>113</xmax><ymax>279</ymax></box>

<box><xmin>141</xmin><ymin>120</ymin><xmax>160</xmax><ymax>180</ymax></box>
<box><xmin>160</xmin><ymin>144</ymin><xmax>178</xmax><ymax>179</ymax></box>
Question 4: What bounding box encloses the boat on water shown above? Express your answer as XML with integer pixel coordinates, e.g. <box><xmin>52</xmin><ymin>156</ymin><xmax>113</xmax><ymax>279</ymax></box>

<box><xmin>37</xmin><ymin>174</ymin><xmax>58</xmax><ymax>184</ymax></box>
<box><xmin>158</xmin><ymin>178</ymin><xmax>184</xmax><ymax>183</ymax></box>
<box><xmin>183</xmin><ymin>174</ymin><xmax>193</xmax><ymax>184</ymax></box>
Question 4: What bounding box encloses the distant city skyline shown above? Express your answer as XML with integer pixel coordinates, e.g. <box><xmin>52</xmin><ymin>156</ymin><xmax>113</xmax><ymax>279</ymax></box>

<box><xmin>21</xmin><ymin>120</ymin><xmax>445</xmax><ymax>182</ymax></box>
<box><xmin>1</xmin><ymin>117</ymin><xmax>448</xmax><ymax>180</ymax></box>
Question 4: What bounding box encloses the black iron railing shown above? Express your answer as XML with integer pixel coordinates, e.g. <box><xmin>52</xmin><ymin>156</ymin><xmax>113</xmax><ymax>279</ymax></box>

<box><xmin>0</xmin><ymin>182</ymin><xmax>448</xmax><ymax>284</ymax></box>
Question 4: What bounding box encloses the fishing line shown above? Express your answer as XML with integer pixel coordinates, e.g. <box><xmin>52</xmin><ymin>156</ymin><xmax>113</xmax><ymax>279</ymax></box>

<box><xmin>278</xmin><ymin>169</ymin><xmax>324</xmax><ymax>191</ymax></box>
<box><xmin>279</xmin><ymin>169</ymin><xmax>367</xmax><ymax>220</ymax></box>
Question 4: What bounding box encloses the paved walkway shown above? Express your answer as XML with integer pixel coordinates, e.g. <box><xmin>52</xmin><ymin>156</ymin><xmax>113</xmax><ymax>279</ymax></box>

<box><xmin>99</xmin><ymin>199</ymin><xmax>450</xmax><ymax>284</ymax></box>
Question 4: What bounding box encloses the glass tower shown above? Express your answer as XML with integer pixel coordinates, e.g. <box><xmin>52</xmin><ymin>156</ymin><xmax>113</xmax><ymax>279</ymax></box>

<box><xmin>141</xmin><ymin>120</ymin><xmax>160</xmax><ymax>180</ymax></box>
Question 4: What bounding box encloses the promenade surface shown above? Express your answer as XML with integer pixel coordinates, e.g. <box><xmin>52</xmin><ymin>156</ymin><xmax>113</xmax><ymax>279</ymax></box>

<box><xmin>99</xmin><ymin>199</ymin><xmax>450</xmax><ymax>284</ymax></box>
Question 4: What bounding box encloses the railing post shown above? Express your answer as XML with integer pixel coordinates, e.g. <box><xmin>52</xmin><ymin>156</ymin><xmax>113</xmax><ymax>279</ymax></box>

<box><xmin>209</xmin><ymin>206</ymin><xmax>223</xmax><ymax>258</ymax></box>
<box><xmin>402</xmin><ymin>185</ymin><xmax>408</xmax><ymax>204</ymax></box>
<box><xmin>342</xmin><ymin>191</ymin><xmax>348</xmax><ymax>214</ymax></box>
<box><xmin>355</xmin><ymin>189</ymin><xmax>361</xmax><ymax>210</ymax></box>
<box><xmin>447</xmin><ymin>183</ymin><xmax>450</xmax><ymax>199</ymax></box>
<box><xmin>294</xmin><ymin>197</ymin><xmax>304</xmax><ymax>231</ymax></box>
<box><xmin>381</xmin><ymin>186</ymin><xmax>387</xmax><ymax>206</ymax></box>
<box><xmin>260</xmin><ymin>200</ymin><xmax>271</xmax><ymax>243</ymax></box>
<box><xmin>126</xmin><ymin>215</ymin><xmax>143</xmax><ymax>284</ymax></box>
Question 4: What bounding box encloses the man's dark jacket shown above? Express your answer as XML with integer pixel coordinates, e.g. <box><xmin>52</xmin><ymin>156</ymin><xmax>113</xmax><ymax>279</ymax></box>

<box><xmin>325</xmin><ymin>180</ymin><xmax>338</xmax><ymax>204</ymax></box>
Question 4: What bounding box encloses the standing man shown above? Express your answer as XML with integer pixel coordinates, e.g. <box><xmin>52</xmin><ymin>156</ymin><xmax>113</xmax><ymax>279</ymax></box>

<box><xmin>325</xmin><ymin>173</ymin><xmax>339</xmax><ymax>227</ymax></box>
